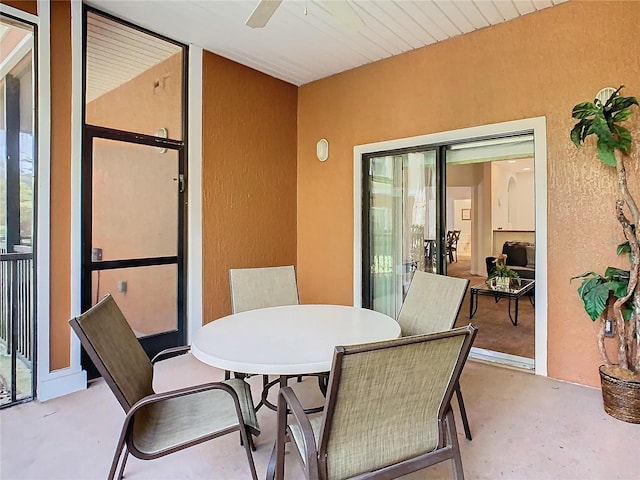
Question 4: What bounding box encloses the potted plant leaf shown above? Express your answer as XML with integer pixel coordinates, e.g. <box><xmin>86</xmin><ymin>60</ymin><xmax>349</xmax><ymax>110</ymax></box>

<box><xmin>487</xmin><ymin>253</ymin><xmax>521</xmax><ymax>290</ymax></box>
<box><xmin>570</xmin><ymin>86</ymin><xmax>640</xmax><ymax>423</ymax></box>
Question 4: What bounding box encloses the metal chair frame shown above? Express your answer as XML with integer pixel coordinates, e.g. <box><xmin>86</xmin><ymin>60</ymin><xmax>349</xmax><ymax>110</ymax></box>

<box><xmin>69</xmin><ymin>295</ymin><xmax>259</xmax><ymax>480</ymax></box>
<box><xmin>268</xmin><ymin>326</ymin><xmax>478</xmax><ymax>480</ymax></box>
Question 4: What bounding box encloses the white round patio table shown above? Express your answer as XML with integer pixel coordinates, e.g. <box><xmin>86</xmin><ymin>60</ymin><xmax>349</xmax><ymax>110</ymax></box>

<box><xmin>191</xmin><ymin>304</ymin><xmax>401</xmax><ymax>376</ymax></box>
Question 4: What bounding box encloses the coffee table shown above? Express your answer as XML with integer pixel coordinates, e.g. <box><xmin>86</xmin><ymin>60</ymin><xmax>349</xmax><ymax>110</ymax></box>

<box><xmin>469</xmin><ymin>279</ymin><xmax>534</xmax><ymax>326</ymax></box>
<box><xmin>191</xmin><ymin>304</ymin><xmax>400</xmax><ymax>410</ymax></box>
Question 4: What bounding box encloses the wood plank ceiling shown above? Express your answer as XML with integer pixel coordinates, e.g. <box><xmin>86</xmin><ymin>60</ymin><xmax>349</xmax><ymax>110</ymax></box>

<box><xmin>85</xmin><ymin>0</ymin><xmax>568</xmax><ymax>100</ymax></box>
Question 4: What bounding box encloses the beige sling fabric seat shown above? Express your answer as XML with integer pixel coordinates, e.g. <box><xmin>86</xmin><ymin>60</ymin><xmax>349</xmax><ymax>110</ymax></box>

<box><xmin>268</xmin><ymin>325</ymin><xmax>478</xmax><ymax>480</ymax></box>
<box><xmin>229</xmin><ymin>265</ymin><xmax>300</xmax><ymax>313</ymax></box>
<box><xmin>69</xmin><ymin>294</ymin><xmax>260</xmax><ymax>480</ymax></box>
<box><xmin>398</xmin><ymin>270</ymin><xmax>473</xmax><ymax>440</ymax></box>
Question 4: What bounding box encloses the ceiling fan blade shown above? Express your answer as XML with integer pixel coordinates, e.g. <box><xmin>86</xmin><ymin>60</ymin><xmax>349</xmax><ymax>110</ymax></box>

<box><xmin>246</xmin><ymin>0</ymin><xmax>283</xmax><ymax>28</ymax></box>
<box><xmin>321</xmin><ymin>0</ymin><xmax>364</xmax><ymax>32</ymax></box>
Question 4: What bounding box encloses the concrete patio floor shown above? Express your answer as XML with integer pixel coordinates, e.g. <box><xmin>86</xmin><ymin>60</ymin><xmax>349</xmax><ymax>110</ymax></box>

<box><xmin>1</xmin><ymin>355</ymin><xmax>638</xmax><ymax>479</ymax></box>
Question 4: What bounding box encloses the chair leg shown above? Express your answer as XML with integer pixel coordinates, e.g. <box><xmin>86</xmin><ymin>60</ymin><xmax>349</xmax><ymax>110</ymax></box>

<box><xmin>455</xmin><ymin>381</ymin><xmax>472</xmax><ymax>441</ymax></box>
<box><xmin>446</xmin><ymin>409</ymin><xmax>465</xmax><ymax>480</ymax></box>
<box><xmin>239</xmin><ymin>430</ymin><xmax>257</xmax><ymax>451</ymax></box>
<box><xmin>266</xmin><ymin>441</ymin><xmax>278</xmax><ymax>480</ymax></box>
<box><xmin>239</xmin><ymin>426</ymin><xmax>258</xmax><ymax>480</ymax></box>
<box><xmin>116</xmin><ymin>449</ymin><xmax>129</xmax><ymax>480</ymax></box>
<box><xmin>273</xmin><ymin>394</ymin><xmax>289</xmax><ymax>480</ymax></box>
<box><xmin>108</xmin><ymin>433</ymin><xmax>128</xmax><ymax>480</ymax></box>
<box><xmin>317</xmin><ymin>373</ymin><xmax>328</xmax><ymax>397</ymax></box>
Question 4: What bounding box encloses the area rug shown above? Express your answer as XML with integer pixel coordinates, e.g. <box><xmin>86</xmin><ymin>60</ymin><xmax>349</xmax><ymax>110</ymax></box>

<box><xmin>449</xmin><ymin>256</ymin><xmax>534</xmax><ymax>359</ymax></box>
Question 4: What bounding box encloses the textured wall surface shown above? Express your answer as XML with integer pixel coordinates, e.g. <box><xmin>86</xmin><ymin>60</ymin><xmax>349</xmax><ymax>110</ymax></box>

<box><xmin>202</xmin><ymin>52</ymin><xmax>298</xmax><ymax>323</ymax></box>
<box><xmin>297</xmin><ymin>0</ymin><xmax>640</xmax><ymax>386</ymax></box>
<box><xmin>48</xmin><ymin>0</ymin><xmax>72</xmax><ymax>370</ymax></box>
<box><xmin>3</xmin><ymin>0</ymin><xmax>37</xmax><ymax>15</ymax></box>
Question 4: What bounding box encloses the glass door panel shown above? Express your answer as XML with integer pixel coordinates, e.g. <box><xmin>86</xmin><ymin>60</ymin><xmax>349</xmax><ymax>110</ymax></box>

<box><xmin>364</xmin><ymin>149</ymin><xmax>436</xmax><ymax>319</ymax></box>
<box><xmin>92</xmin><ymin>139</ymin><xmax>178</xmax><ymax>261</ymax></box>
<box><xmin>91</xmin><ymin>264</ymin><xmax>177</xmax><ymax>336</ymax></box>
<box><xmin>84</xmin><ymin>10</ymin><xmax>184</xmax><ymax>139</ymax></box>
<box><xmin>0</xmin><ymin>14</ymin><xmax>36</xmax><ymax>407</ymax></box>
<box><xmin>83</xmin><ymin>128</ymin><xmax>184</xmax><ymax>362</ymax></box>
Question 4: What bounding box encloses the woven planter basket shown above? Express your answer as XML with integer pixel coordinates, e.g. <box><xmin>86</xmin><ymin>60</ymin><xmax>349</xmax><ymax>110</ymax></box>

<box><xmin>599</xmin><ymin>365</ymin><xmax>640</xmax><ymax>424</ymax></box>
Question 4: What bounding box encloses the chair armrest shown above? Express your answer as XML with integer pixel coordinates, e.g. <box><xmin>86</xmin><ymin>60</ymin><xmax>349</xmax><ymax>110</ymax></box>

<box><xmin>151</xmin><ymin>345</ymin><xmax>191</xmax><ymax>364</ymax></box>
<box><xmin>278</xmin><ymin>386</ymin><xmax>319</xmax><ymax>471</ymax></box>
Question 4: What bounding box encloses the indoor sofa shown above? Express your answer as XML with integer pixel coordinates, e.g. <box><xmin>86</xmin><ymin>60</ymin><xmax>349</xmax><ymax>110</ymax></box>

<box><xmin>485</xmin><ymin>241</ymin><xmax>535</xmax><ymax>280</ymax></box>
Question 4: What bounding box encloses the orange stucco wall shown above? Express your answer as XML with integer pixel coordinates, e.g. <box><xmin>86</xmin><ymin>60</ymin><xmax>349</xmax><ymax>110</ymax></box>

<box><xmin>296</xmin><ymin>0</ymin><xmax>640</xmax><ymax>387</ymax></box>
<box><xmin>3</xmin><ymin>0</ymin><xmax>37</xmax><ymax>16</ymax></box>
<box><xmin>201</xmin><ymin>52</ymin><xmax>298</xmax><ymax>323</ymax></box>
<box><xmin>49</xmin><ymin>0</ymin><xmax>72</xmax><ymax>370</ymax></box>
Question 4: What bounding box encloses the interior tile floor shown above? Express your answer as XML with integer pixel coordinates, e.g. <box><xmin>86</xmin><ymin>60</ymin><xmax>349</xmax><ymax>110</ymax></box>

<box><xmin>1</xmin><ymin>354</ymin><xmax>638</xmax><ymax>480</ymax></box>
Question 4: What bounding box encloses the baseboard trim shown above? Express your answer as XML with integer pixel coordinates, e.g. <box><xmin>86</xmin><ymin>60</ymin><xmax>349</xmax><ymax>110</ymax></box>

<box><xmin>470</xmin><ymin>347</ymin><xmax>535</xmax><ymax>371</ymax></box>
<box><xmin>37</xmin><ymin>369</ymin><xmax>87</xmax><ymax>401</ymax></box>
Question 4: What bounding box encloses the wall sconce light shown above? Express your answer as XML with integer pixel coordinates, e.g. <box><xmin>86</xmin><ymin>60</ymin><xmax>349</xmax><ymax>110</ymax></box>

<box><xmin>155</xmin><ymin>127</ymin><xmax>168</xmax><ymax>154</ymax></box>
<box><xmin>595</xmin><ymin>87</ymin><xmax>616</xmax><ymax>106</ymax></box>
<box><xmin>316</xmin><ymin>138</ymin><xmax>329</xmax><ymax>162</ymax></box>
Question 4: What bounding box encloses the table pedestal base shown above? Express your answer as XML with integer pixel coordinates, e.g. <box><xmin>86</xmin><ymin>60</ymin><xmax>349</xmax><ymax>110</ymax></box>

<box><xmin>258</xmin><ymin>375</ymin><xmax>327</xmax><ymax>414</ymax></box>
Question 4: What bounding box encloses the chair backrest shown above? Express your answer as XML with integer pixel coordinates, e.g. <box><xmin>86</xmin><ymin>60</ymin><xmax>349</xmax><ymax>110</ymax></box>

<box><xmin>229</xmin><ymin>265</ymin><xmax>299</xmax><ymax>313</ymax></box>
<box><xmin>446</xmin><ymin>230</ymin><xmax>461</xmax><ymax>247</ymax></box>
<box><xmin>397</xmin><ymin>271</ymin><xmax>469</xmax><ymax>336</ymax></box>
<box><xmin>318</xmin><ymin>325</ymin><xmax>477</xmax><ymax>480</ymax></box>
<box><xmin>69</xmin><ymin>294</ymin><xmax>154</xmax><ymax>412</ymax></box>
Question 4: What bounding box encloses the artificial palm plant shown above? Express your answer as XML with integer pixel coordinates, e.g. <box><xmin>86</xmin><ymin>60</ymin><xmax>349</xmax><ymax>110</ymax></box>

<box><xmin>570</xmin><ymin>86</ymin><xmax>640</xmax><ymax>421</ymax></box>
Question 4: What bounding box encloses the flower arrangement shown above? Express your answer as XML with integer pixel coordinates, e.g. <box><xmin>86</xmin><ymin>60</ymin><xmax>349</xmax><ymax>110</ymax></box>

<box><xmin>487</xmin><ymin>254</ymin><xmax>521</xmax><ymax>289</ymax></box>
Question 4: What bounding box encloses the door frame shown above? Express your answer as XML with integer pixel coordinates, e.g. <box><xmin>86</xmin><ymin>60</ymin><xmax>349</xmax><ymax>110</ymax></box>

<box><xmin>81</xmin><ymin>125</ymin><xmax>186</xmax><ymax>361</ymax></box>
<box><xmin>28</xmin><ymin>2</ymin><xmax>204</xmax><ymax>400</ymax></box>
<box><xmin>79</xmin><ymin>7</ymin><xmax>189</xmax><ymax>374</ymax></box>
<box><xmin>0</xmin><ymin>6</ymin><xmax>39</xmax><ymax>407</ymax></box>
<box><xmin>353</xmin><ymin>117</ymin><xmax>548</xmax><ymax>377</ymax></box>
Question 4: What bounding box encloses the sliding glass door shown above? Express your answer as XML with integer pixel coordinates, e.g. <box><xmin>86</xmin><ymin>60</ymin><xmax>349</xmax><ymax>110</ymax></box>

<box><xmin>362</xmin><ymin>147</ymin><xmax>443</xmax><ymax>318</ymax></box>
<box><xmin>362</xmin><ymin>134</ymin><xmax>537</xmax><ymax>366</ymax></box>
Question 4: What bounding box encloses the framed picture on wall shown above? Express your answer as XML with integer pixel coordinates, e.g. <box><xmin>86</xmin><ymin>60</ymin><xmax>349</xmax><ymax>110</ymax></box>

<box><xmin>462</xmin><ymin>208</ymin><xmax>471</xmax><ymax>220</ymax></box>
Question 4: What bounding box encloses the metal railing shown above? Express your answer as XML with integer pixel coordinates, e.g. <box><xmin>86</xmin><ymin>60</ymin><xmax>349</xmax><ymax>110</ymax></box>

<box><xmin>0</xmin><ymin>250</ymin><xmax>34</xmax><ymax>406</ymax></box>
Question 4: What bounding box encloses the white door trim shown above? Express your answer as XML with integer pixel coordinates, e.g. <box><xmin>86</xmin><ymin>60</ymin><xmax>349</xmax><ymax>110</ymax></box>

<box><xmin>353</xmin><ymin>117</ymin><xmax>548</xmax><ymax>377</ymax></box>
<box><xmin>0</xmin><ymin>1</ymin><xmax>87</xmax><ymax>400</ymax></box>
<box><xmin>187</xmin><ymin>45</ymin><xmax>203</xmax><ymax>344</ymax></box>
<box><xmin>44</xmin><ymin>5</ymin><xmax>204</xmax><ymax>400</ymax></box>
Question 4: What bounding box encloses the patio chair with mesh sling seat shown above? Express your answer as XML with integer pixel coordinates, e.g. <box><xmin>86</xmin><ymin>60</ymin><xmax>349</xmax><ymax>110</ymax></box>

<box><xmin>69</xmin><ymin>294</ymin><xmax>260</xmax><ymax>480</ymax></box>
<box><xmin>398</xmin><ymin>270</ymin><xmax>473</xmax><ymax>440</ymax></box>
<box><xmin>267</xmin><ymin>325</ymin><xmax>478</xmax><ymax>480</ymax></box>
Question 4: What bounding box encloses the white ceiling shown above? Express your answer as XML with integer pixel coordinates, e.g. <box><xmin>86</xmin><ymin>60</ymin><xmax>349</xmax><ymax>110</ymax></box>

<box><xmin>85</xmin><ymin>0</ymin><xmax>567</xmax><ymax>88</ymax></box>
